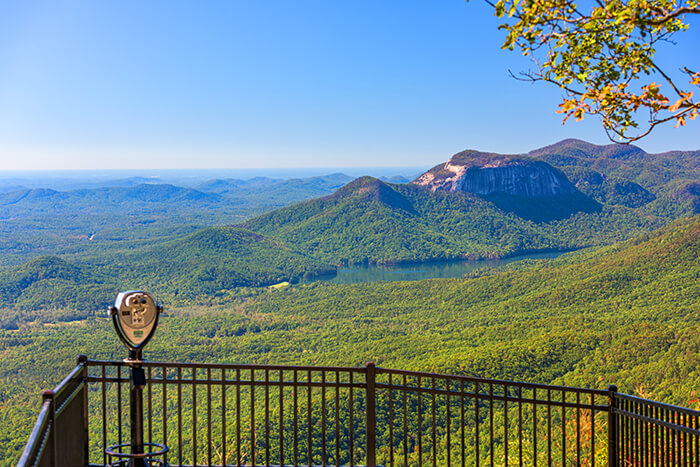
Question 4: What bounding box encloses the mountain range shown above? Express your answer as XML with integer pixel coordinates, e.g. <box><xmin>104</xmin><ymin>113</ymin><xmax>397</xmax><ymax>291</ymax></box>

<box><xmin>0</xmin><ymin>139</ymin><xmax>697</xmax><ymax>314</ymax></box>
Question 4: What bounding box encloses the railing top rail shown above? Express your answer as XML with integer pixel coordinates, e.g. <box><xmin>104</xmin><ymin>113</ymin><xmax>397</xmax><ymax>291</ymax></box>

<box><xmin>52</xmin><ymin>360</ymin><xmax>86</xmax><ymax>396</ymax></box>
<box><xmin>86</xmin><ymin>359</ymin><xmax>368</xmax><ymax>374</ymax></box>
<box><xmin>376</xmin><ymin>366</ymin><xmax>609</xmax><ymax>396</ymax></box>
<box><xmin>17</xmin><ymin>399</ymin><xmax>52</xmax><ymax>467</ymax></box>
<box><xmin>85</xmin><ymin>359</ymin><xmax>608</xmax><ymax>396</ymax></box>
<box><xmin>614</xmin><ymin>391</ymin><xmax>700</xmax><ymax>417</ymax></box>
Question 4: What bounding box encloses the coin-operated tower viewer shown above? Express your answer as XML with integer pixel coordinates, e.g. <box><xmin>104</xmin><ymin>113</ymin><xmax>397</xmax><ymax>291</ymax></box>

<box><xmin>108</xmin><ymin>291</ymin><xmax>167</xmax><ymax>467</ymax></box>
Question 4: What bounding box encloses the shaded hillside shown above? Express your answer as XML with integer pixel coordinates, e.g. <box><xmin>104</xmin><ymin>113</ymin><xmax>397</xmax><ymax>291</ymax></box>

<box><xmin>243</xmin><ymin>176</ymin><xmax>653</xmax><ymax>264</ymax></box>
<box><xmin>0</xmin><ymin>227</ymin><xmax>335</xmax><ymax>318</ymax></box>
<box><xmin>112</xmin><ymin>226</ymin><xmax>336</xmax><ymax>298</ymax></box>
<box><xmin>564</xmin><ymin>167</ymin><xmax>656</xmax><ymax>208</ymax></box>
<box><xmin>673</xmin><ymin>182</ymin><xmax>700</xmax><ymax>213</ymax></box>
<box><xmin>528</xmin><ymin>139</ymin><xmax>700</xmax><ymax>197</ymax></box>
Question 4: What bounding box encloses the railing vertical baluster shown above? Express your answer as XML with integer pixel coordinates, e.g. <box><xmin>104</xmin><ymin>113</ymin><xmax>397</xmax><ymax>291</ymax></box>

<box><xmin>519</xmin><ymin>386</ymin><xmax>523</xmax><ymax>467</ymax></box>
<box><xmin>650</xmin><ymin>401</ymin><xmax>655</xmax><ymax>466</ymax></box>
<box><xmin>635</xmin><ymin>399</ymin><xmax>639</xmax><ymax>465</ymax></box>
<box><xmin>236</xmin><ymin>368</ymin><xmax>241</xmax><ymax>467</ymax></box>
<box><xmin>673</xmin><ymin>410</ymin><xmax>679</xmax><ymax>466</ymax></box>
<box><xmin>148</xmin><ymin>366</ymin><xmax>153</xmax><ymax>448</ymax></box>
<box><xmin>532</xmin><ymin>387</ymin><xmax>537</xmax><ymax>467</ymax></box>
<box><xmin>336</xmin><ymin>370</ymin><xmax>340</xmax><ymax>467</ymax></box>
<box><xmin>117</xmin><ymin>365</ymin><xmax>123</xmax><ymax>447</ymax></box>
<box><xmin>251</xmin><ymin>369</ymin><xmax>256</xmax><ymax>467</ymax></box>
<box><xmin>193</xmin><ymin>368</ymin><xmax>198</xmax><ymax>467</ymax></box>
<box><xmin>366</xmin><ymin>363</ymin><xmax>376</xmax><ymax>467</ymax></box>
<box><xmin>636</xmin><ymin>399</ymin><xmax>641</xmax><ymax>466</ymax></box>
<box><xmin>643</xmin><ymin>401</ymin><xmax>648</xmax><ymax>467</ymax></box>
<box><xmin>163</xmin><ymin>366</ymin><xmax>168</xmax><ymax>465</ymax></box>
<box><xmin>670</xmin><ymin>408</ymin><xmax>675</xmax><ymax>465</ymax></box>
<box><xmin>307</xmin><ymin>369</ymin><xmax>312</xmax><ymax>467</ymax></box>
<box><xmin>178</xmin><ymin>367</ymin><xmax>182</xmax><ymax>467</ymax></box>
<box><xmin>547</xmin><ymin>389</ymin><xmax>552</xmax><ymax>467</ymax></box>
<box><xmin>222</xmin><ymin>368</ymin><xmax>226</xmax><ymax>467</ymax></box>
<box><xmin>678</xmin><ymin>414</ymin><xmax>688</xmax><ymax>467</ymax></box>
<box><xmin>504</xmin><ymin>384</ymin><xmax>508</xmax><ymax>467</ymax></box>
<box><xmin>207</xmin><ymin>367</ymin><xmax>212</xmax><ymax>467</ymax></box>
<box><xmin>693</xmin><ymin>415</ymin><xmax>700</xmax><ymax>466</ymax></box>
<box><xmin>607</xmin><ymin>385</ymin><xmax>617</xmax><ymax>467</ymax></box>
<box><xmin>349</xmin><ymin>371</ymin><xmax>354</xmax><ymax>467</ymax></box>
<box><xmin>389</xmin><ymin>372</ymin><xmax>394</xmax><ymax>467</ymax></box>
<box><xmin>265</xmin><ymin>368</ymin><xmax>270</xmax><ymax>467</ymax></box>
<box><xmin>489</xmin><ymin>382</ymin><xmax>494</xmax><ymax>467</ymax></box>
<box><xmin>654</xmin><ymin>404</ymin><xmax>660</xmax><ymax>467</ymax></box>
<box><xmin>589</xmin><ymin>393</ymin><xmax>595</xmax><ymax>467</ymax></box>
<box><xmin>629</xmin><ymin>398</ymin><xmax>633</xmax><ymax>465</ymax></box>
<box><xmin>628</xmin><ymin>399</ymin><xmax>633</xmax><ymax>465</ymax></box>
<box><xmin>403</xmin><ymin>374</ymin><xmax>408</xmax><ymax>467</ymax></box>
<box><xmin>669</xmin><ymin>407</ymin><xmax>674</xmax><ymax>466</ymax></box>
<box><xmin>576</xmin><ymin>391</ymin><xmax>581</xmax><ymax>465</ymax></box>
<box><xmin>460</xmin><ymin>380</ymin><xmax>465</xmax><ymax>467</ymax></box>
<box><xmin>685</xmin><ymin>412</ymin><xmax>689</xmax><ymax>467</ymax></box>
<box><xmin>279</xmin><ymin>369</ymin><xmax>284</xmax><ymax>467</ymax></box>
<box><xmin>561</xmin><ymin>390</ymin><xmax>566</xmax><ymax>467</ymax></box>
<box><xmin>322</xmin><ymin>370</ymin><xmax>327</xmax><ymax>466</ymax></box>
<box><xmin>621</xmin><ymin>397</ymin><xmax>626</xmax><ymax>465</ymax></box>
<box><xmin>475</xmin><ymin>381</ymin><xmax>480</xmax><ymax>467</ymax></box>
<box><xmin>446</xmin><ymin>380</ymin><xmax>451</xmax><ymax>467</ymax></box>
<box><xmin>432</xmin><ymin>378</ymin><xmax>437</xmax><ymax>467</ymax></box>
<box><xmin>661</xmin><ymin>406</ymin><xmax>666</xmax><ymax>467</ymax></box>
<box><xmin>418</xmin><ymin>376</ymin><xmax>423</xmax><ymax>466</ymax></box>
<box><xmin>102</xmin><ymin>365</ymin><xmax>107</xmax><ymax>467</ymax></box>
<box><xmin>293</xmin><ymin>369</ymin><xmax>298</xmax><ymax>467</ymax></box>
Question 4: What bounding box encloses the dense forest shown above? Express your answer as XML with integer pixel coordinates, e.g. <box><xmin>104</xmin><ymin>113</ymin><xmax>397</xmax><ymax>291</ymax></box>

<box><xmin>1</xmin><ymin>216</ymin><xmax>698</xmax><ymax>463</ymax></box>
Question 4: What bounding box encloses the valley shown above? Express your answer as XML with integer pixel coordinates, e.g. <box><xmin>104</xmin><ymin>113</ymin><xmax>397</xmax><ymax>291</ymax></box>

<box><xmin>1</xmin><ymin>215</ymin><xmax>698</xmax><ymax>462</ymax></box>
<box><xmin>0</xmin><ymin>139</ymin><xmax>699</xmax><ymax>463</ymax></box>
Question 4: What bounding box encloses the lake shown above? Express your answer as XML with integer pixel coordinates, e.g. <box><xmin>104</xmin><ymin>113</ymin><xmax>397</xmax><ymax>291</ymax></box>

<box><xmin>309</xmin><ymin>251</ymin><xmax>565</xmax><ymax>285</ymax></box>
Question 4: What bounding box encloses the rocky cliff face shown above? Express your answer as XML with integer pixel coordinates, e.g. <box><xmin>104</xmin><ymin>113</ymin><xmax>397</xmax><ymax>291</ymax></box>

<box><xmin>413</xmin><ymin>150</ymin><xmax>577</xmax><ymax>197</ymax></box>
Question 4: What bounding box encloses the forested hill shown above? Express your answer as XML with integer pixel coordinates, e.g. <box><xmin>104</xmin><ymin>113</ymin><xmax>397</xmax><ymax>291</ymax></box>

<box><xmin>242</xmin><ymin>175</ymin><xmax>659</xmax><ymax>265</ymax></box>
<box><xmin>528</xmin><ymin>138</ymin><xmax>700</xmax><ymax>206</ymax></box>
<box><xmin>0</xmin><ymin>226</ymin><xmax>334</xmax><ymax>325</ymax></box>
<box><xmin>1</xmin><ymin>217</ymin><xmax>698</xmax><ymax>462</ymax></box>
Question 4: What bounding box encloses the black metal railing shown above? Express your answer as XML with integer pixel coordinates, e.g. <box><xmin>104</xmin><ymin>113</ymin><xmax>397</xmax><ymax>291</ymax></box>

<box><xmin>18</xmin><ymin>355</ymin><xmax>89</xmax><ymax>467</ymax></box>
<box><xmin>18</xmin><ymin>357</ymin><xmax>700</xmax><ymax>466</ymax></box>
<box><xmin>609</xmin><ymin>387</ymin><xmax>700</xmax><ymax>465</ymax></box>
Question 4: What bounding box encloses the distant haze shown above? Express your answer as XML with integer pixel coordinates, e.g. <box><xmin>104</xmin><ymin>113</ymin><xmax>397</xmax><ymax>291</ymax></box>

<box><xmin>0</xmin><ymin>167</ymin><xmax>426</xmax><ymax>190</ymax></box>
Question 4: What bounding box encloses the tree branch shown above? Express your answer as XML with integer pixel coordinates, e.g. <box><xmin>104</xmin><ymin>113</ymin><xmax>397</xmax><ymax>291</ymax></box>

<box><xmin>640</xmin><ymin>7</ymin><xmax>700</xmax><ymax>26</ymax></box>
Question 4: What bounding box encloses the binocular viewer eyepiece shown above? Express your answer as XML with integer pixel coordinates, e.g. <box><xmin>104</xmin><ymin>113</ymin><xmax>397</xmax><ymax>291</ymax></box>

<box><xmin>109</xmin><ymin>290</ymin><xmax>163</xmax><ymax>358</ymax></box>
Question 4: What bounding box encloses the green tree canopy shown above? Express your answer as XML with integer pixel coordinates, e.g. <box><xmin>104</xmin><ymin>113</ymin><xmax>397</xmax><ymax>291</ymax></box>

<box><xmin>490</xmin><ymin>0</ymin><xmax>699</xmax><ymax>142</ymax></box>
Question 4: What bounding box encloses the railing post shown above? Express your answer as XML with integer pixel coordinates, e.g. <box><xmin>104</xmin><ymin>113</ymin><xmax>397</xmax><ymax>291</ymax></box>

<box><xmin>42</xmin><ymin>390</ymin><xmax>56</xmax><ymax>467</ymax></box>
<box><xmin>608</xmin><ymin>385</ymin><xmax>618</xmax><ymax>467</ymax></box>
<box><xmin>366</xmin><ymin>362</ymin><xmax>376</xmax><ymax>467</ymax></box>
<box><xmin>78</xmin><ymin>354</ymin><xmax>89</xmax><ymax>466</ymax></box>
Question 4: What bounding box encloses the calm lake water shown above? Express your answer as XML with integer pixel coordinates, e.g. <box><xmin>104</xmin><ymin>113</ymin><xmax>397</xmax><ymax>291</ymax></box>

<box><xmin>311</xmin><ymin>251</ymin><xmax>565</xmax><ymax>285</ymax></box>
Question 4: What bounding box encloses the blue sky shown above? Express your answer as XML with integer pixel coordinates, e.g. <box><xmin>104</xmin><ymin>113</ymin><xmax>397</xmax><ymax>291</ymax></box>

<box><xmin>0</xmin><ymin>0</ymin><xmax>698</xmax><ymax>170</ymax></box>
